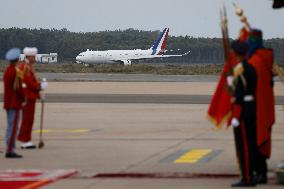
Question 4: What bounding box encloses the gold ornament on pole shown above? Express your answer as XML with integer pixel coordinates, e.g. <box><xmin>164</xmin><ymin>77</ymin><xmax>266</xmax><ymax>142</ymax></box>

<box><xmin>233</xmin><ymin>3</ymin><xmax>251</xmax><ymax>31</ymax></box>
<box><xmin>233</xmin><ymin>2</ymin><xmax>284</xmax><ymax>84</ymax></box>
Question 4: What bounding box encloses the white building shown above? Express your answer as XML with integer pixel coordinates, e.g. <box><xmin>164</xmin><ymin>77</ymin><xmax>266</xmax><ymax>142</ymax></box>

<box><xmin>20</xmin><ymin>53</ymin><xmax>58</xmax><ymax>63</ymax></box>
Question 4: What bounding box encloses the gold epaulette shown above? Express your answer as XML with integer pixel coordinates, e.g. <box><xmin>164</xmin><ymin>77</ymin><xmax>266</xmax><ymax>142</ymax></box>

<box><xmin>233</xmin><ymin>63</ymin><xmax>244</xmax><ymax>78</ymax></box>
<box><xmin>16</xmin><ymin>67</ymin><xmax>24</xmax><ymax>79</ymax></box>
<box><xmin>273</xmin><ymin>63</ymin><xmax>284</xmax><ymax>84</ymax></box>
<box><xmin>234</xmin><ymin>63</ymin><xmax>247</xmax><ymax>88</ymax></box>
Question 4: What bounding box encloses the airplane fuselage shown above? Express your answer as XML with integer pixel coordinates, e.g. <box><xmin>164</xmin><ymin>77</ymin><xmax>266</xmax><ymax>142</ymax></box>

<box><xmin>76</xmin><ymin>28</ymin><xmax>188</xmax><ymax>66</ymax></box>
<box><xmin>76</xmin><ymin>49</ymin><xmax>152</xmax><ymax>64</ymax></box>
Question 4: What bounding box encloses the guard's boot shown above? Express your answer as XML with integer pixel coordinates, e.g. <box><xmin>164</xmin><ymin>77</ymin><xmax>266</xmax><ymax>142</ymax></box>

<box><xmin>5</xmin><ymin>152</ymin><xmax>23</xmax><ymax>158</ymax></box>
<box><xmin>231</xmin><ymin>179</ymin><xmax>256</xmax><ymax>187</ymax></box>
<box><xmin>21</xmin><ymin>142</ymin><xmax>36</xmax><ymax>149</ymax></box>
<box><xmin>255</xmin><ymin>174</ymin><xmax>267</xmax><ymax>184</ymax></box>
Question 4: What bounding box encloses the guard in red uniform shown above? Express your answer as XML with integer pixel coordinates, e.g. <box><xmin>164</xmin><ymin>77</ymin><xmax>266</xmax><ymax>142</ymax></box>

<box><xmin>247</xmin><ymin>29</ymin><xmax>275</xmax><ymax>184</ymax></box>
<box><xmin>17</xmin><ymin>47</ymin><xmax>48</xmax><ymax>149</ymax></box>
<box><xmin>3</xmin><ymin>48</ymin><xmax>24</xmax><ymax>158</ymax></box>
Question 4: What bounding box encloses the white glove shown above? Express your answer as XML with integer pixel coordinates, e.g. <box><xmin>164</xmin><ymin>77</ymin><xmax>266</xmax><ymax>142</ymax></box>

<box><xmin>22</xmin><ymin>83</ymin><xmax>27</xmax><ymax>88</ymax></box>
<box><xmin>227</xmin><ymin>76</ymin><xmax>234</xmax><ymax>87</ymax></box>
<box><xmin>41</xmin><ymin>81</ymin><xmax>48</xmax><ymax>90</ymax></box>
<box><xmin>231</xmin><ymin>118</ymin><xmax>240</xmax><ymax>128</ymax></box>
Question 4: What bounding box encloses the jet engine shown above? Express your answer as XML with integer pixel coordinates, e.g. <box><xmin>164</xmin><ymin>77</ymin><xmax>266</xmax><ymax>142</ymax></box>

<box><xmin>122</xmin><ymin>60</ymin><xmax>132</xmax><ymax>66</ymax></box>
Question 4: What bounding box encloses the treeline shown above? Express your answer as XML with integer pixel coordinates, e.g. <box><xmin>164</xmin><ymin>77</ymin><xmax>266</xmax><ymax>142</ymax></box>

<box><xmin>0</xmin><ymin>28</ymin><xmax>283</xmax><ymax>63</ymax></box>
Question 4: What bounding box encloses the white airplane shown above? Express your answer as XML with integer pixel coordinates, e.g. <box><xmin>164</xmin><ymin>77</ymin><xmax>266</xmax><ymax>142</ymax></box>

<box><xmin>75</xmin><ymin>28</ymin><xmax>189</xmax><ymax>66</ymax></box>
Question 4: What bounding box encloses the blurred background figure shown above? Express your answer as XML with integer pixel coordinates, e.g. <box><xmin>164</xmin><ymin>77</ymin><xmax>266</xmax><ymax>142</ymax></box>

<box><xmin>17</xmin><ymin>47</ymin><xmax>48</xmax><ymax>149</ymax></box>
<box><xmin>3</xmin><ymin>48</ymin><xmax>24</xmax><ymax>158</ymax></box>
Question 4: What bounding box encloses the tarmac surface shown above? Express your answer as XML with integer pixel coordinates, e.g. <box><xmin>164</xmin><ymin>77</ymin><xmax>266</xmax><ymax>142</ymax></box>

<box><xmin>0</xmin><ymin>74</ymin><xmax>283</xmax><ymax>188</ymax></box>
<box><xmin>38</xmin><ymin>73</ymin><xmax>221</xmax><ymax>82</ymax></box>
<box><xmin>2</xmin><ymin>93</ymin><xmax>284</xmax><ymax>105</ymax></box>
<box><xmin>0</xmin><ymin>73</ymin><xmax>221</xmax><ymax>82</ymax></box>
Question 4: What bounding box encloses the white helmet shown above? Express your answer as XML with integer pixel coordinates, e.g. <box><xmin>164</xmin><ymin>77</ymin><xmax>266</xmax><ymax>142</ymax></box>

<box><xmin>23</xmin><ymin>47</ymin><xmax>38</xmax><ymax>56</ymax></box>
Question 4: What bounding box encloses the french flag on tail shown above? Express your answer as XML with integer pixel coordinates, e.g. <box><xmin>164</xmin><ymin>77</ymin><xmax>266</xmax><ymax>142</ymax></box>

<box><xmin>150</xmin><ymin>28</ymin><xmax>169</xmax><ymax>55</ymax></box>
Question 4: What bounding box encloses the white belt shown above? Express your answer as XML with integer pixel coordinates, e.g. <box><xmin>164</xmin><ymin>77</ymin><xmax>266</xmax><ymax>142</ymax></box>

<box><xmin>244</xmin><ymin>95</ymin><xmax>254</xmax><ymax>102</ymax></box>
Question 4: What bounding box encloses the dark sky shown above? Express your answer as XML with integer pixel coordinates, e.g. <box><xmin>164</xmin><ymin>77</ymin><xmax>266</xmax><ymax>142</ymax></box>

<box><xmin>0</xmin><ymin>0</ymin><xmax>283</xmax><ymax>38</ymax></box>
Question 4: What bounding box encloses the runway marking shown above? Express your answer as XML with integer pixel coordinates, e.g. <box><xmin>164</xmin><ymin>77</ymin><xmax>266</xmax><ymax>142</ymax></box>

<box><xmin>33</xmin><ymin>129</ymin><xmax>90</xmax><ymax>133</ymax></box>
<box><xmin>174</xmin><ymin>149</ymin><xmax>212</xmax><ymax>164</ymax></box>
<box><xmin>160</xmin><ymin>150</ymin><xmax>188</xmax><ymax>163</ymax></box>
<box><xmin>199</xmin><ymin>150</ymin><xmax>223</xmax><ymax>163</ymax></box>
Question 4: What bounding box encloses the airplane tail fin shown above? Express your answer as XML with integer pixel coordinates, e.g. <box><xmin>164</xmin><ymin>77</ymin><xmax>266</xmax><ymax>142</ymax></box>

<box><xmin>150</xmin><ymin>28</ymin><xmax>169</xmax><ymax>55</ymax></box>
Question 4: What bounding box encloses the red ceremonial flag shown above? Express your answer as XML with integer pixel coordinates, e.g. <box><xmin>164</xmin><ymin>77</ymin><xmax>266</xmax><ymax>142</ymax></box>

<box><xmin>207</xmin><ymin>52</ymin><xmax>237</xmax><ymax>128</ymax></box>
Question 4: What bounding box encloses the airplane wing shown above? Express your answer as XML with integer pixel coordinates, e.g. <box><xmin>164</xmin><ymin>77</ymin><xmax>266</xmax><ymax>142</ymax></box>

<box><xmin>112</xmin><ymin>51</ymin><xmax>190</xmax><ymax>62</ymax></box>
<box><xmin>111</xmin><ymin>51</ymin><xmax>190</xmax><ymax>65</ymax></box>
<box><xmin>153</xmin><ymin>51</ymin><xmax>190</xmax><ymax>58</ymax></box>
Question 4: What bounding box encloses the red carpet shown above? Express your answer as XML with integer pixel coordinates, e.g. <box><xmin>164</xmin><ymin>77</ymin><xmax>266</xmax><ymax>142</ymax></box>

<box><xmin>0</xmin><ymin>169</ymin><xmax>77</xmax><ymax>189</ymax></box>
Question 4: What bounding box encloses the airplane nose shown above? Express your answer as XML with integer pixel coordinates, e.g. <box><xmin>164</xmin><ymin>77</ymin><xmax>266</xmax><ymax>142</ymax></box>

<box><xmin>76</xmin><ymin>56</ymin><xmax>82</xmax><ymax>63</ymax></box>
<box><xmin>76</xmin><ymin>55</ymin><xmax>81</xmax><ymax>61</ymax></box>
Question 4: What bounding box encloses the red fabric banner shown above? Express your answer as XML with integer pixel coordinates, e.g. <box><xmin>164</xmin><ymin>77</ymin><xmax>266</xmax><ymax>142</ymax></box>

<box><xmin>208</xmin><ymin>52</ymin><xmax>238</xmax><ymax>128</ymax></box>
